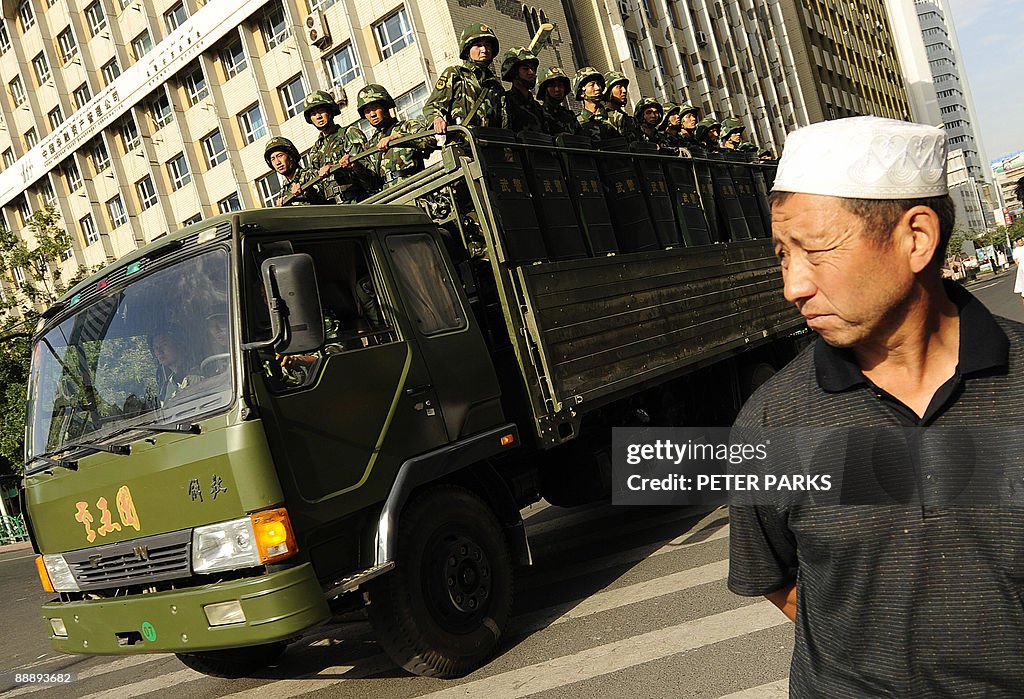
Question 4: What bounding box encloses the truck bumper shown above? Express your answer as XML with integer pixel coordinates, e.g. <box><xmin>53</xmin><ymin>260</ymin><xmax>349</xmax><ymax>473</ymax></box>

<box><xmin>41</xmin><ymin>563</ymin><xmax>330</xmax><ymax>655</ymax></box>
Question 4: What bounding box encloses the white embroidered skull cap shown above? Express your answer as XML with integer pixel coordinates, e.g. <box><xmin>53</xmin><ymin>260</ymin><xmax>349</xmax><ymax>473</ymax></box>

<box><xmin>772</xmin><ymin>116</ymin><xmax>947</xmax><ymax>199</ymax></box>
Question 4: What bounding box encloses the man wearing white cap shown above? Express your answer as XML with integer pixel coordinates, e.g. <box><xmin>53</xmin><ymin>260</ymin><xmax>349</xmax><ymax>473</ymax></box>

<box><xmin>728</xmin><ymin>116</ymin><xmax>1024</xmax><ymax>697</ymax></box>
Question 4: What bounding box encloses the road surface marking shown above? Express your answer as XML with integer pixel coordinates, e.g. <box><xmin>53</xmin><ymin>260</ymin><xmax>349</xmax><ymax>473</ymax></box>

<box><xmin>718</xmin><ymin>678</ymin><xmax>790</xmax><ymax>698</ymax></box>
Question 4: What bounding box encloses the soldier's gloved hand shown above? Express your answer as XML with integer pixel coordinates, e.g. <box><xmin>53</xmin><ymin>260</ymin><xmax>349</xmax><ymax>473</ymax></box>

<box><xmin>338</xmin><ymin>153</ymin><xmax>356</xmax><ymax>170</ymax></box>
<box><xmin>377</xmin><ymin>135</ymin><xmax>397</xmax><ymax>152</ymax></box>
<box><xmin>433</xmin><ymin>116</ymin><xmax>447</xmax><ymax>135</ymax></box>
<box><xmin>318</xmin><ymin>164</ymin><xmax>332</xmax><ymax>177</ymax></box>
<box><xmin>290</xmin><ymin>183</ymin><xmax>302</xmax><ymax>195</ymax></box>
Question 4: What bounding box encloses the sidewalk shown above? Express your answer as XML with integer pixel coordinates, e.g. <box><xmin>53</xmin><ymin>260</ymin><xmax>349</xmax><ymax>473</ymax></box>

<box><xmin>0</xmin><ymin>540</ymin><xmax>32</xmax><ymax>554</ymax></box>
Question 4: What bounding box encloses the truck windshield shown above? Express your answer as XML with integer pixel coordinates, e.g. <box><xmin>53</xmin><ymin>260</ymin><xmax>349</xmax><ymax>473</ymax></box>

<box><xmin>26</xmin><ymin>249</ymin><xmax>233</xmax><ymax>464</ymax></box>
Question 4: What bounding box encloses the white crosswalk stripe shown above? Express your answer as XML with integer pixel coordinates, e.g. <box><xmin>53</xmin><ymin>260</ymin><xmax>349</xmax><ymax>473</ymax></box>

<box><xmin>718</xmin><ymin>678</ymin><xmax>790</xmax><ymax>698</ymax></box>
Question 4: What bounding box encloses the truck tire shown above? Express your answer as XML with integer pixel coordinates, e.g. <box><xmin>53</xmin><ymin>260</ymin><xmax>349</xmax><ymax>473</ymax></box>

<box><xmin>175</xmin><ymin>641</ymin><xmax>287</xmax><ymax>678</ymax></box>
<box><xmin>366</xmin><ymin>485</ymin><xmax>513</xmax><ymax>678</ymax></box>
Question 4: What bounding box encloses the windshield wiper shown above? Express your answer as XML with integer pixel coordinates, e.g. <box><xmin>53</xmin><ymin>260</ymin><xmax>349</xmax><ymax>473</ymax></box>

<box><xmin>28</xmin><ymin>455</ymin><xmax>79</xmax><ymax>472</ymax></box>
<box><xmin>61</xmin><ymin>441</ymin><xmax>131</xmax><ymax>456</ymax></box>
<box><xmin>134</xmin><ymin>422</ymin><xmax>201</xmax><ymax>434</ymax></box>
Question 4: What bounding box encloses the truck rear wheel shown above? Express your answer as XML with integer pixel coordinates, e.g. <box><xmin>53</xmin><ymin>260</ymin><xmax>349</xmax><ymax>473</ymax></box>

<box><xmin>175</xmin><ymin>641</ymin><xmax>287</xmax><ymax>678</ymax></box>
<box><xmin>366</xmin><ymin>485</ymin><xmax>513</xmax><ymax>678</ymax></box>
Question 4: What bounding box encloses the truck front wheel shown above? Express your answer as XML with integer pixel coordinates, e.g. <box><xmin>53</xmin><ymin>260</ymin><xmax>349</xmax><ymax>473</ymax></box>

<box><xmin>175</xmin><ymin>641</ymin><xmax>287</xmax><ymax>678</ymax></box>
<box><xmin>366</xmin><ymin>485</ymin><xmax>513</xmax><ymax>678</ymax></box>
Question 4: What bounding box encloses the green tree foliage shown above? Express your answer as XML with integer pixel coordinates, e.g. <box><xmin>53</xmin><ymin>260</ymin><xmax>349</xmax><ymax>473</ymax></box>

<box><xmin>0</xmin><ymin>335</ymin><xmax>29</xmax><ymax>476</ymax></box>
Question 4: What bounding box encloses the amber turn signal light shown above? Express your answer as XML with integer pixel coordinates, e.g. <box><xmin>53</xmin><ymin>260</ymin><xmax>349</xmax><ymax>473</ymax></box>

<box><xmin>36</xmin><ymin>556</ymin><xmax>55</xmax><ymax>593</ymax></box>
<box><xmin>250</xmin><ymin>508</ymin><xmax>298</xmax><ymax>564</ymax></box>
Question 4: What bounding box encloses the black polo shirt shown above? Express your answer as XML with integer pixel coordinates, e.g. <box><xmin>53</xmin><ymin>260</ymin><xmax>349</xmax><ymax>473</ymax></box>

<box><xmin>729</xmin><ymin>283</ymin><xmax>1024</xmax><ymax>698</ymax></box>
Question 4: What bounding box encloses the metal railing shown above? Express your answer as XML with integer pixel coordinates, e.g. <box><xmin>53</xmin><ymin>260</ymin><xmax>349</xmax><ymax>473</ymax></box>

<box><xmin>1</xmin><ymin>514</ymin><xmax>28</xmax><ymax>545</ymax></box>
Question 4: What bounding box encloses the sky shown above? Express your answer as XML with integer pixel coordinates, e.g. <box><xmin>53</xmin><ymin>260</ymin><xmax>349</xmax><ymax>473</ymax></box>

<box><xmin>943</xmin><ymin>0</ymin><xmax>1024</xmax><ymax>162</ymax></box>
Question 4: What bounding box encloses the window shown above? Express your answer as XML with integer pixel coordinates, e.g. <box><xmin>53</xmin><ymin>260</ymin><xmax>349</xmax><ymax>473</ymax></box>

<box><xmin>73</xmin><ymin>84</ymin><xmax>91</xmax><ymax>109</ymax></box>
<box><xmin>395</xmin><ymin>83</ymin><xmax>429</xmax><ymax>120</ymax></box>
<box><xmin>278</xmin><ymin>75</ymin><xmax>306</xmax><ymax>119</ymax></box>
<box><xmin>17</xmin><ymin>197</ymin><xmax>31</xmax><ymax>225</ymax></box>
<box><xmin>47</xmin><ymin>107</ymin><xmax>64</xmax><ymax>131</ymax></box>
<box><xmin>221</xmin><ymin>38</ymin><xmax>247</xmax><ymax>79</ymax></box>
<box><xmin>165</xmin><ymin>2</ymin><xmax>187</xmax><ymax>32</ymax></box>
<box><xmin>256</xmin><ymin>173</ymin><xmax>282</xmax><ymax>207</ymax></box>
<box><xmin>182</xmin><ymin>213</ymin><xmax>202</xmax><ymax>227</ymax></box>
<box><xmin>167</xmin><ymin>153</ymin><xmax>191</xmax><ymax>190</ymax></box>
<box><xmin>627</xmin><ymin>34</ymin><xmax>645</xmax><ymax>69</ymax></box>
<box><xmin>238</xmin><ymin>104</ymin><xmax>267</xmax><ymax>144</ymax></box>
<box><xmin>374</xmin><ymin>8</ymin><xmax>414</xmax><ymax>59</ymax></box>
<box><xmin>120</xmin><ymin>116</ymin><xmax>140</xmax><ymax>151</ymax></box>
<box><xmin>201</xmin><ymin>130</ymin><xmax>227</xmax><ymax>168</ymax></box>
<box><xmin>92</xmin><ymin>139</ymin><xmax>110</xmax><ymax>172</ymax></box>
<box><xmin>102</xmin><ymin>59</ymin><xmax>121</xmax><ymax>86</ymax></box>
<box><xmin>118</xmin><ymin>0</ymin><xmax>131</xmax><ymax>9</ymax></box>
<box><xmin>150</xmin><ymin>91</ymin><xmax>173</xmax><ymax>129</ymax></box>
<box><xmin>137</xmin><ymin>176</ymin><xmax>158</xmax><ymax>210</ymax></box>
<box><xmin>388</xmin><ymin>234</ymin><xmax>464</xmax><ymax>334</ymax></box>
<box><xmin>262</xmin><ymin>4</ymin><xmax>289</xmax><ymax>50</ymax></box>
<box><xmin>106</xmin><ymin>195</ymin><xmax>128</xmax><ymax>227</ymax></box>
<box><xmin>85</xmin><ymin>2</ymin><xmax>107</xmax><ymax>36</ymax></box>
<box><xmin>80</xmin><ymin>214</ymin><xmax>99</xmax><ymax>246</ymax></box>
<box><xmin>132</xmin><ymin>31</ymin><xmax>153</xmax><ymax>61</ymax></box>
<box><xmin>324</xmin><ymin>43</ymin><xmax>361</xmax><ymax>86</ymax></box>
<box><xmin>218</xmin><ymin>193</ymin><xmax>241</xmax><ymax>213</ymax></box>
<box><xmin>0</xmin><ymin>22</ymin><xmax>10</xmax><ymax>53</ymax></box>
<box><xmin>182</xmin><ymin>63</ymin><xmax>209</xmax><ymax>105</ymax></box>
<box><xmin>57</xmin><ymin>27</ymin><xmax>78</xmax><ymax>64</ymax></box>
<box><xmin>24</xmin><ymin>128</ymin><xmax>38</xmax><ymax>149</ymax></box>
<box><xmin>308</xmin><ymin>0</ymin><xmax>338</xmax><ymax>11</ymax></box>
<box><xmin>13</xmin><ymin>266</ymin><xmax>26</xmax><ymax>286</ymax></box>
<box><xmin>2</xmin><ymin>149</ymin><xmax>14</xmax><ymax>168</ymax></box>
<box><xmin>617</xmin><ymin>0</ymin><xmax>630</xmax><ymax>20</ymax></box>
<box><xmin>65</xmin><ymin>160</ymin><xmax>82</xmax><ymax>190</ymax></box>
<box><xmin>9</xmin><ymin>76</ymin><xmax>25</xmax><ymax>106</ymax></box>
<box><xmin>41</xmin><ymin>180</ymin><xmax>56</xmax><ymax>207</ymax></box>
<box><xmin>32</xmin><ymin>53</ymin><xmax>51</xmax><ymax>85</ymax></box>
<box><xmin>17</xmin><ymin>0</ymin><xmax>34</xmax><ymax>32</ymax></box>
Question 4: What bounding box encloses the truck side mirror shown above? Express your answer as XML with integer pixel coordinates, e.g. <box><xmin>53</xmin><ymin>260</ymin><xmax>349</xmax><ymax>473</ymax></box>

<box><xmin>242</xmin><ymin>253</ymin><xmax>325</xmax><ymax>354</ymax></box>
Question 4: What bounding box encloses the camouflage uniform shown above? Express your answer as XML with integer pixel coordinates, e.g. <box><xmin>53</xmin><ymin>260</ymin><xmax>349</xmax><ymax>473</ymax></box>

<box><xmin>720</xmin><ymin>117</ymin><xmax>746</xmax><ymax>151</ymax></box>
<box><xmin>501</xmin><ymin>47</ymin><xmax>546</xmax><ymax>134</ymax></box>
<box><xmin>695</xmin><ymin>116</ymin><xmax>721</xmax><ymax>152</ymax></box>
<box><xmin>357</xmin><ymin>84</ymin><xmax>434</xmax><ymax>188</ymax></box>
<box><xmin>659</xmin><ymin>104</ymin><xmax>683</xmax><ymax>148</ymax></box>
<box><xmin>536</xmin><ymin>67</ymin><xmax>581</xmax><ymax>136</ymax></box>
<box><xmin>634</xmin><ymin>98</ymin><xmax>667</xmax><ymax>147</ymax></box>
<box><xmin>603</xmin><ymin>71</ymin><xmax>639</xmax><ymax>145</ymax></box>
<box><xmin>573</xmin><ymin>67</ymin><xmax>619</xmax><ymax>144</ymax></box>
<box><xmin>677</xmin><ymin>102</ymin><xmax>701</xmax><ymax>149</ymax></box>
<box><xmin>263</xmin><ymin>136</ymin><xmax>326</xmax><ymax>207</ymax></box>
<box><xmin>303</xmin><ymin>90</ymin><xmax>381</xmax><ymax>202</ymax></box>
<box><xmin>422</xmin><ymin>24</ymin><xmax>506</xmax><ymax>130</ymax></box>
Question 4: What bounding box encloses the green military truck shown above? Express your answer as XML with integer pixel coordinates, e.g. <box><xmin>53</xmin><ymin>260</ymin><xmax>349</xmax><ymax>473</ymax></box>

<box><xmin>23</xmin><ymin>127</ymin><xmax>802</xmax><ymax>678</ymax></box>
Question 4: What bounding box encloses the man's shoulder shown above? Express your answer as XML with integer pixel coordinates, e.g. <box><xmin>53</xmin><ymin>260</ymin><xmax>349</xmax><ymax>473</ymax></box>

<box><xmin>735</xmin><ymin>341</ymin><xmax>819</xmax><ymax>428</ymax></box>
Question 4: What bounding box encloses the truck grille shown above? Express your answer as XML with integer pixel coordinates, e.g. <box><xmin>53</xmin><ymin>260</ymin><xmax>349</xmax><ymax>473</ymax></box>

<box><xmin>62</xmin><ymin>530</ymin><xmax>191</xmax><ymax>591</ymax></box>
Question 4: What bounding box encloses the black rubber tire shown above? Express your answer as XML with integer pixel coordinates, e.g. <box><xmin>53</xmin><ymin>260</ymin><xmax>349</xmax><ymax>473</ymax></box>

<box><xmin>175</xmin><ymin>641</ymin><xmax>287</xmax><ymax>678</ymax></box>
<box><xmin>366</xmin><ymin>485</ymin><xmax>513</xmax><ymax>678</ymax></box>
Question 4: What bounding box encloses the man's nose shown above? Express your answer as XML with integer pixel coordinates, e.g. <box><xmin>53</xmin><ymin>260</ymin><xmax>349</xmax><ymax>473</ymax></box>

<box><xmin>782</xmin><ymin>256</ymin><xmax>816</xmax><ymax>305</ymax></box>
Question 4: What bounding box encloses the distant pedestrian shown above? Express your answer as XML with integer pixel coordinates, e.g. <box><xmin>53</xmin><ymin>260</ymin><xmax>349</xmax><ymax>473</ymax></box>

<box><xmin>1013</xmin><ymin>238</ymin><xmax>1024</xmax><ymax>303</ymax></box>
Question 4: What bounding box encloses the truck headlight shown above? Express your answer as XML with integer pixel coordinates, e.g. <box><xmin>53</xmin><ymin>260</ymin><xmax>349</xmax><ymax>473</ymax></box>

<box><xmin>192</xmin><ymin>518</ymin><xmax>259</xmax><ymax>573</ymax></box>
<box><xmin>40</xmin><ymin>554</ymin><xmax>80</xmax><ymax>593</ymax></box>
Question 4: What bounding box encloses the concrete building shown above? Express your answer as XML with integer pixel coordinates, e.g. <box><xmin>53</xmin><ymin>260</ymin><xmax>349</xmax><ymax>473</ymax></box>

<box><xmin>992</xmin><ymin>150</ymin><xmax>1024</xmax><ymax>224</ymax></box>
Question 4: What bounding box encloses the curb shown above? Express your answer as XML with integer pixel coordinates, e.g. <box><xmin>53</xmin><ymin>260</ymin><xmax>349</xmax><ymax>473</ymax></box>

<box><xmin>0</xmin><ymin>541</ymin><xmax>33</xmax><ymax>554</ymax></box>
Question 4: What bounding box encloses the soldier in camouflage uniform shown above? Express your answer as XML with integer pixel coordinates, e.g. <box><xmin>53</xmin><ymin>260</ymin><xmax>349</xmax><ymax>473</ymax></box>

<box><xmin>695</xmin><ymin>115</ymin><xmax>721</xmax><ymax>152</ymax></box>
<box><xmin>574</xmin><ymin>68</ymin><xmax>619</xmax><ymax>144</ymax></box>
<box><xmin>758</xmin><ymin>147</ymin><xmax>775</xmax><ymax>161</ymax></box>
<box><xmin>659</xmin><ymin>103</ymin><xmax>683</xmax><ymax>147</ymax></box>
<box><xmin>303</xmin><ymin>89</ymin><xmax>380</xmax><ymax>203</ymax></box>
<box><xmin>356</xmin><ymin>84</ymin><xmax>434</xmax><ymax>188</ymax></box>
<box><xmin>263</xmin><ymin>136</ymin><xmax>326</xmax><ymax>207</ymax></box>
<box><xmin>634</xmin><ymin>98</ymin><xmax>667</xmax><ymax>147</ymax></box>
<box><xmin>720</xmin><ymin>117</ymin><xmax>746</xmax><ymax>151</ymax></box>
<box><xmin>501</xmin><ymin>47</ymin><xmax>546</xmax><ymax>134</ymax></box>
<box><xmin>678</xmin><ymin>102</ymin><xmax>701</xmax><ymax>148</ymax></box>
<box><xmin>603</xmin><ymin>71</ymin><xmax>639</xmax><ymax>145</ymax></box>
<box><xmin>422</xmin><ymin>23</ymin><xmax>505</xmax><ymax>134</ymax></box>
<box><xmin>536</xmin><ymin>67</ymin><xmax>581</xmax><ymax>137</ymax></box>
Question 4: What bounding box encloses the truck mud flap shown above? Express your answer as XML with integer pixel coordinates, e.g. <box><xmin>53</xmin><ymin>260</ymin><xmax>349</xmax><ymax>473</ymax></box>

<box><xmin>473</xmin><ymin>127</ymin><xmax>548</xmax><ymax>264</ymax></box>
<box><xmin>665</xmin><ymin>159</ymin><xmax>712</xmax><ymax>247</ymax></box>
<box><xmin>708</xmin><ymin>156</ymin><xmax>751</xmax><ymax>242</ymax></box>
<box><xmin>517</xmin><ymin>131</ymin><xmax>588</xmax><ymax>261</ymax></box>
<box><xmin>631</xmin><ymin>143</ymin><xmax>682</xmax><ymax>249</ymax></box>
<box><xmin>554</xmin><ymin>134</ymin><xmax>618</xmax><ymax>256</ymax></box>
<box><xmin>596</xmin><ymin>140</ymin><xmax>659</xmax><ymax>253</ymax></box>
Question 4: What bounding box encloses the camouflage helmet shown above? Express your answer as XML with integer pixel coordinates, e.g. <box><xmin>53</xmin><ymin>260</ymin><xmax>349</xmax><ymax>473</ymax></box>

<box><xmin>678</xmin><ymin>102</ymin><xmax>700</xmax><ymax>119</ymax></box>
<box><xmin>303</xmin><ymin>89</ymin><xmax>341</xmax><ymax>124</ymax></box>
<box><xmin>720</xmin><ymin>117</ymin><xmax>745</xmax><ymax>139</ymax></box>
<box><xmin>459</xmin><ymin>22</ymin><xmax>499</xmax><ymax>60</ymax></box>
<box><xmin>536</xmin><ymin>66</ymin><xmax>571</xmax><ymax>99</ymax></box>
<box><xmin>659</xmin><ymin>103</ymin><xmax>681</xmax><ymax>129</ymax></box>
<box><xmin>500</xmin><ymin>47</ymin><xmax>540</xmax><ymax>82</ymax></box>
<box><xmin>263</xmin><ymin>136</ymin><xmax>300</xmax><ymax>167</ymax></box>
<box><xmin>695</xmin><ymin>115</ymin><xmax>722</xmax><ymax>141</ymax></box>
<box><xmin>602</xmin><ymin>71</ymin><xmax>629</xmax><ymax>100</ymax></box>
<box><xmin>738</xmin><ymin>141</ymin><xmax>758</xmax><ymax>153</ymax></box>
<box><xmin>633</xmin><ymin>97</ymin><xmax>664</xmax><ymax>122</ymax></box>
<box><xmin>357</xmin><ymin>83</ymin><xmax>395</xmax><ymax>116</ymax></box>
<box><xmin>573</xmin><ymin>67</ymin><xmax>605</xmax><ymax>100</ymax></box>
<box><xmin>758</xmin><ymin>147</ymin><xmax>775</xmax><ymax>159</ymax></box>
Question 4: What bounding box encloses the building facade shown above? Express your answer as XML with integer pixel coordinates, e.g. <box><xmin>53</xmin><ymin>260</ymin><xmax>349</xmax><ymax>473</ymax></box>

<box><xmin>992</xmin><ymin>150</ymin><xmax>1024</xmax><ymax>225</ymax></box>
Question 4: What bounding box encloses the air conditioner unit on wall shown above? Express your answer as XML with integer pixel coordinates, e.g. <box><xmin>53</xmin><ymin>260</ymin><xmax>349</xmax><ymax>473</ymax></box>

<box><xmin>695</xmin><ymin>31</ymin><xmax>709</xmax><ymax>47</ymax></box>
<box><xmin>305</xmin><ymin>11</ymin><xmax>331</xmax><ymax>49</ymax></box>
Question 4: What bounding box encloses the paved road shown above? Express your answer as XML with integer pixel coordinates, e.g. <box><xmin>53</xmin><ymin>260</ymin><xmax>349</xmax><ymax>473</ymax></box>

<box><xmin>0</xmin><ymin>503</ymin><xmax>791</xmax><ymax>699</ymax></box>
<box><xmin>966</xmin><ymin>268</ymin><xmax>1024</xmax><ymax>323</ymax></box>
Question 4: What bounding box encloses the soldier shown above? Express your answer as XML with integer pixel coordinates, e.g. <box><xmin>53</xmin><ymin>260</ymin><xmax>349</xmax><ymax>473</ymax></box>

<box><xmin>356</xmin><ymin>84</ymin><xmax>434</xmax><ymax>189</ymax></box>
<box><xmin>603</xmin><ymin>71</ymin><xmax>639</xmax><ymax>145</ymax></box>
<box><xmin>695</xmin><ymin>115</ymin><xmax>721</xmax><ymax>152</ymax></box>
<box><xmin>574</xmin><ymin>67</ymin><xmax>618</xmax><ymax>144</ymax></box>
<box><xmin>303</xmin><ymin>89</ymin><xmax>380</xmax><ymax>202</ymax></box>
<box><xmin>678</xmin><ymin>102</ymin><xmax>701</xmax><ymax>148</ymax></box>
<box><xmin>634</xmin><ymin>98</ymin><xmax>666</xmax><ymax>147</ymax></box>
<box><xmin>263</xmin><ymin>136</ymin><xmax>326</xmax><ymax>207</ymax></box>
<box><xmin>536</xmin><ymin>67</ymin><xmax>581</xmax><ymax>136</ymax></box>
<box><xmin>500</xmin><ymin>47</ymin><xmax>546</xmax><ymax>134</ymax></box>
<box><xmin>422</xmin><ymin>23</ymin><xmax>505</xmax><ymax>134</ymax></box>
<box><xmin>659</xmin><ymin>103</ymin><xmax>683</xmax><ymax>147</ymax></box>
<box><xmin>758</xmin><ymin>147</ymin><xmax>775</xmax><ymax>161</ymax></box>
<box><xmin>720</xmin><ymin>117</ymin><xmax>746</xmax><ymax>150</ymax></box>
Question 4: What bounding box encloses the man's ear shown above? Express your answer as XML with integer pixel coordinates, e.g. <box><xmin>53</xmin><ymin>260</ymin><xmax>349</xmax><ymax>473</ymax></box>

<box><xmin>899</xmin><ymin>205</ymin><xmax>942</xmax><ymax>274</ymax></box>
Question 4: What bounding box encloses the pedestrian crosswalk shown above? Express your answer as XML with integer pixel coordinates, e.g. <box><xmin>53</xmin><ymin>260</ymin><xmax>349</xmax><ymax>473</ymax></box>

<box><xmin>4</xmin><ymin>503</ymin><xmax>793</xmax><ymax>699</ymax></box>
